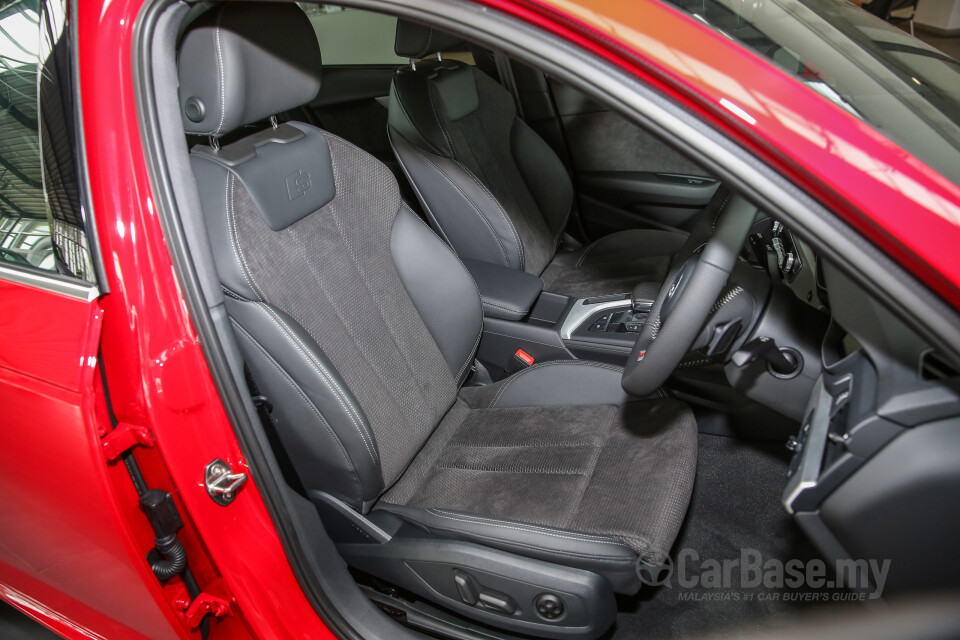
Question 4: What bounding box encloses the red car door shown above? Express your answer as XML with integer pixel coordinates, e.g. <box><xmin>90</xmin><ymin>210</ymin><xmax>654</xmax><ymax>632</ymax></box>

<box><xmin>0</xmin><ymin>0</ymin><xmax>183</xmax><ymax>636</ymax></box>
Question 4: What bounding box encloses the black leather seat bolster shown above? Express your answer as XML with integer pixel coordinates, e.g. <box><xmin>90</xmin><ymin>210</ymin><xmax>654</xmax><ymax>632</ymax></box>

<box><xmin>463</xmin><ymin>259</ymin><xmax>543</xmax><ymax>321</ymax></box>
<box><xmin>388</xmin><ymin>128</ymin><xmax>525</xmax><ymax>271</ymax></box>
<box><xmin>485</xmin><ymin>360</ymin><xmax>629</xmax><ymax>408</ymax></box>
<box><xmin>225</xmin><ymin>296</ymin><xmax>385</xmax><ymax>511</ymax></box>
<box><xmin>375</xmin><ymin>503</ymin><xmax>640</xmax><ymax>593</ymax></box>
<box><xmin>392</xmin><ymin>207</ymin><xmax>484</xmax><ymax>384</ymax></box>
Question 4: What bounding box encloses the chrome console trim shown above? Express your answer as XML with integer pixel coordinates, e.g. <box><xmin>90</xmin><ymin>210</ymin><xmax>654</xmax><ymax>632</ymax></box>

<box><xmin>559</xmin><ymin>297</ymin><xmax>632</xmax><ymax>340</ymax></box>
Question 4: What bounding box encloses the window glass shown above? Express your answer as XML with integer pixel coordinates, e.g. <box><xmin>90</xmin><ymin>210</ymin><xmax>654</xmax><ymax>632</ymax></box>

<box><xmin>301</xmin><ymin>5</ymin><xmax>474</xmax><ymax>66</ymax></box>
<box><xmin>301</xmin><ymin>5</ymin><xmax>408</xmax><ymax>66</ymax></box>
<box><xmin>666</xmin><ymin>0</ymin><xmax>960</xmax><ymax>188</ymax></box>
<box><xmin>0</xmin><ymin>0</ymin><xmax>94</xmax><ymax>281</ymax></box>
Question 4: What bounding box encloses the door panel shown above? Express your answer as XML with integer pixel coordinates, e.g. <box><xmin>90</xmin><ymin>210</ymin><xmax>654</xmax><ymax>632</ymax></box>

<box><xmin>0</xmin><ymin>279</ymin><xmax>180</xmax><ymax>639</ymax></box>
<box><xmin>578</xmin><ymin>171</ymin><xmax>719</xmax><ymax>235</ymax></box>
<box><xmin>548</xmin><ymin>80</ymin><xmax>718</xmax><ymax>235</ymax></box>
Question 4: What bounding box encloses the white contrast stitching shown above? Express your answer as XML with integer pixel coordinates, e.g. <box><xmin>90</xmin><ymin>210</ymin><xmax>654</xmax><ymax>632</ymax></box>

<box><xmin>649</xmin><ymin>317</ymin><xmax>662</xmax><ymax>341</ymax></box>
<box><xmin>480</xmin><ymin>297</ymin><xmax>527</xmax><ymax>315</ymax></box>
<box><xmin>226</xmin><ymin>174</ymin><xmax>264</xmax><ymax>301</ymax></box>
<box><xmin>256</xmin><ymin>304</ymin><xmax>379</xmax><ymax>468</ymax></box>
<box><xmin>712</xmin><ymin>193</ymin><xmax>732</xmax><ymax>231</ymax></box>
<box><xmin>455</xmin><ymin>325</ymin><xmax>482</xmax><ymax>385</ymax></box>
<box><xmin>418</xmin><ymin>28</ymin><xmax>434</xmax><ymax>59</ymax></box>
<box><xmin>214</xmin><ymin>12</ymin><xmax>226</xmax><ymax>136</ymax></box>
<box><xmin>231</xmin><ymin>321</ymin><xmax>363</xmax><ymax>497</ymax></box>
<box><xmin>710</xmin><ymin>286</ymin><xmax>744</xmax><ymax>314</ymax></box>
<box><xmin>393</xmin><ymin>205</ymin><xmax>485</xmax><ymax>384</ymax></box>
<box><xmin>436</xmin><ymin>463</ymin><xmax>584</xmax><ymax>475</ymax></box>
<box><xmin>491</xmin><ymin>360</ymin><xmax>624</xmax><ymax>408</ymax></box>
<box><xmin>427</xmin><ymin>509</ymin><xmax>626</xmax><ymax>546</ymax></box>
<box><xmin>427</xmin><ymin>85</ymin><xmax>455</xmax><ymax>155</ymax></box>
<box><xmin>430</xmin><ymin>509</ymin><xmax>622</xmax><ymax>542</ymax></box>
<box><xmin>456</xmin><ymin>164</ymin><xmax>525</xmax><ymax>271</ymax></box>
<box><xmin>413</xmin><ymin>151</ymin><xmax>512</xmax><ymax>266</ymax></box>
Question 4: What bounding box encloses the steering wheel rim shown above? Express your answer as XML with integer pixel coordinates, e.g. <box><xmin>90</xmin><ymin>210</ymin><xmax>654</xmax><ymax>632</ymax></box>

<box><xmin>621</xmin><ymin>195</ymin><xmax>758</xmax><ymax>397</ymax></box>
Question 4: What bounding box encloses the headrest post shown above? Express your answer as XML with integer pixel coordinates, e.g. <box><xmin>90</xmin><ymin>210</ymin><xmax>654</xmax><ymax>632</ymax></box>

<box><xmin>209</xmin><ymin>135</ymin><xmax>220</xmax><ymax>152</ymax></box>
<box><xmin>270</xmin><ymin>115</ymin><xmax>279</xmax><ymax>130</ymax></box>
<box><xmin>436</xmin><ymin>51</ymin><xmax>443</xmax><ymax>62</ymax></box>
<box><xmin>409</xmin><ymin>58</ymin><xmax>417</xmax><ymax>71</ymax></box>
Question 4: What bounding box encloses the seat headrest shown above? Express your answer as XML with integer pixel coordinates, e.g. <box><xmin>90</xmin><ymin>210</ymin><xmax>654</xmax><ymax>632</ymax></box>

<box><xmin>394</xmin><ymin>19</ymin><xmax>465</xmax><ymax>58</ymax></box>
<box><xmin>178</xmin><ymin>2</ymin><xmax>322</xmax><ymax>137</ymax></box>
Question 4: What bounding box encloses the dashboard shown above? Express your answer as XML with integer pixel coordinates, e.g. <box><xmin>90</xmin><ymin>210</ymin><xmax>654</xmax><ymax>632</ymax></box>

<box><xmin>776</xmin><ymin>257</ymin><xmax>960</xmax><ymax>594</ymax></box>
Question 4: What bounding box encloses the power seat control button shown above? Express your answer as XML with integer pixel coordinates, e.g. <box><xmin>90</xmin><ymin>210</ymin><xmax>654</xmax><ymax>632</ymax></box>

<box><xmin>478</xmin><ymin>590</ymin><xmax>517</xmax><ymax>614</ymax></box>
<box><xmin>535</xmin><ymin>593</ymin><xmax>565</xmax><ymax>619</ymax></box>
<box><xmin>453</xmin><ymin>570</ymin><xmax>478</xmax><ymax>605</ymax></box>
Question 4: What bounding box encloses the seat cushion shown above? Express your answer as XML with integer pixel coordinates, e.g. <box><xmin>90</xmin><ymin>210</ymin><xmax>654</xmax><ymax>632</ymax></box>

<box><xmin>541</xmin><ymin>228</ymin><xmax>688</xmax><ymax>298</ymax></box>
<box><xmin>379</xmin><ymin>362</ymin><xmax>697</xmax><ymax>591</ymax></box>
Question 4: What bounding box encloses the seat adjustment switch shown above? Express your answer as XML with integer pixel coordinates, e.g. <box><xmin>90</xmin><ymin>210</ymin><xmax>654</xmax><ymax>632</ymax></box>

<box><xmin>453</xmin><ymin>570</ymin><xmax>478</xmax><ymax>605</ymax></box>
<box><xmin>478</xmin><ymin>589</ymin><xmax>517</xmax><ymax>614</ymax></box>
<box><xmin>535</xmin><ymin>593</ymin><xmax>565</xmax><ymax>619</ymax></box>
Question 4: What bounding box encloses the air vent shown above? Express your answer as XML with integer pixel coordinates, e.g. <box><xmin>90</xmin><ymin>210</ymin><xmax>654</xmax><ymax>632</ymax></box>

<box><xmin>921</xmin><ymin>350</ymin><xmax>960</xmax><ymax>381</ymax></box>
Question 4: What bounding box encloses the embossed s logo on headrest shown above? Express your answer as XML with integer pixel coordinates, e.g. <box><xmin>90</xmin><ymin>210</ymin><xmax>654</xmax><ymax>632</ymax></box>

<box><xmin>286</xmin><ymin>169</ymin><xmax>312</xmax><ymax>201</ymax></box>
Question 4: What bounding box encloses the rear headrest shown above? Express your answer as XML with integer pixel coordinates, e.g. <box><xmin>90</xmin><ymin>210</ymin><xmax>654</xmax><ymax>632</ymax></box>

<box><xmin>394</xmin><ymin>19</ymin><xmax>465</xmax><ymax>58</ymax></box>
<box><xmin>178</xmin><ymin>2</ymin><xmax>322</xmax><ymax>136</ymax></box>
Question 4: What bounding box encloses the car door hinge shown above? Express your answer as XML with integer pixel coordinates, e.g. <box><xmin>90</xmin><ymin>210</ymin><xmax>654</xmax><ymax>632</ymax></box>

<box><xmin>101</xmin><ymin>422</ymin><xmax>154</xmax><ymax>461</ymax></box>
<box><xmin>172</xmin><ymin>579</ymin><xmax>233</xmax><ymax>629</ymax></box>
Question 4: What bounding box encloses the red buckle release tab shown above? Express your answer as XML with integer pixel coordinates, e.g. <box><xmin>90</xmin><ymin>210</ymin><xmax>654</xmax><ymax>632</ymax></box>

<box><xmin>514</xmin><ymin>349</ymin><xmax>535</xmax><ymax>366</ymax></box>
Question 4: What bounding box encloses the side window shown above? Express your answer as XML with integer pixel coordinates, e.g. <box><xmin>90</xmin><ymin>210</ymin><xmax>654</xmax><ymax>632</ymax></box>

<box><xmin>300</xmin><ymin>5</ymin><xmax>475</xmax><ymax>66</ymax></box>
<box><xmin>0</xmin><ymin>0</ymin><xmax>95</xmax><ymax>282</ymax></box>
<box><xmin>300</xmin><ymin>5</ymin><xmax>408</xmax><ymax>66</ymax></box>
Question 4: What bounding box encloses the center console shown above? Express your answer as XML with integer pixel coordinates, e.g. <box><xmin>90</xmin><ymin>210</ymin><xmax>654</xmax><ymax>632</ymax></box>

<box><xmin>560</xmin><ymin>283</ymin><xmax>660</xmax><ymax>362</ymax></box>
<box><xmin>466</xmin><ymin>260</ymin><xmax>651</xmax><ymax>377</ymax></box>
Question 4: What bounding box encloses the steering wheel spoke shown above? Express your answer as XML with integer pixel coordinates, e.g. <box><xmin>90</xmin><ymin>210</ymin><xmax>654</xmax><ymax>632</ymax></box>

<box><xmin>621</xmin><ymin>194</ymin><xmax>759</xmax><ymax>397</ymax></box>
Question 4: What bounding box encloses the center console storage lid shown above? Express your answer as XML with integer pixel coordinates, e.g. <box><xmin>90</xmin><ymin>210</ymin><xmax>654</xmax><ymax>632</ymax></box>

<box><xmin>463</xmin><ymin>259</ymin><xmax>544</xmax><ymax>321</ymax></box>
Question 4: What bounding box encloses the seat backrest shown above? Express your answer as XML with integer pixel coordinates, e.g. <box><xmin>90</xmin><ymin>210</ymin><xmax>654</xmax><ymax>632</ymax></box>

<box><xmin>387</xmin><ymin>20</ymin><xmax>574</xmax><ymax>277</ymax></box>
<box><xmin>179</xmin><ymin>3</ymin><xmax>483</xmax><ymax>512</ymax></box>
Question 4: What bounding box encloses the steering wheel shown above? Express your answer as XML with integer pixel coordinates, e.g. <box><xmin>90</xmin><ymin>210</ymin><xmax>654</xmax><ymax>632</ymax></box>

<box><xmin>621</xmin><ymin>195</ymin><xmax>757</xmax><ymax>397</ymax></box>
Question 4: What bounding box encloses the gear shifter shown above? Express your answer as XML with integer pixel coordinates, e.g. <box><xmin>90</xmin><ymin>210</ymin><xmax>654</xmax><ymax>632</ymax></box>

<box><xmin>631</xmin><ymin>282</ymin><xmax>659</xmax><ymax>313</ymax></box>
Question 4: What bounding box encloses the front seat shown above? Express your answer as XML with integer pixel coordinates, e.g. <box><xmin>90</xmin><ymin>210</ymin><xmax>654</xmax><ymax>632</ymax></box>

<box><xmin>387</xmin><ymin>20</ymin><xmax>702</xmax><ymax>299</ymax></box>
<box><xmin>179</xmin><ymin>5</ymin><xmax>696</xmax><ymax>637</ymax></box>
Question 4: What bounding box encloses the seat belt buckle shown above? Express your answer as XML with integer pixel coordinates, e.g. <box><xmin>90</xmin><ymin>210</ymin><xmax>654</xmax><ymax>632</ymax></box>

<box><xmin>506</xmin><ymin>349</ymin><xmax>535</xmax><ymax>375</ymax></box>
<box><xmin>514</xmin><ymin>349</ymin><xmax>534</xmax><ymax>366</ymax></box>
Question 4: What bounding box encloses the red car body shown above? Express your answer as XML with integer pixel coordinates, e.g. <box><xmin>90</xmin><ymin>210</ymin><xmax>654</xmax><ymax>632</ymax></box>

<box><xmin>0</xmin><ymin>0</ymin><xmax>958</xmax><ymax>638</ymax></box>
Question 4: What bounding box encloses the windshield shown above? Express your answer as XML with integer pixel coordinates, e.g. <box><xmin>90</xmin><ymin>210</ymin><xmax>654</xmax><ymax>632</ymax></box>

<box><xmin>668</xmin><ymin>0</ymin><xmax>960</xmax><ymax>187</ymax></box>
